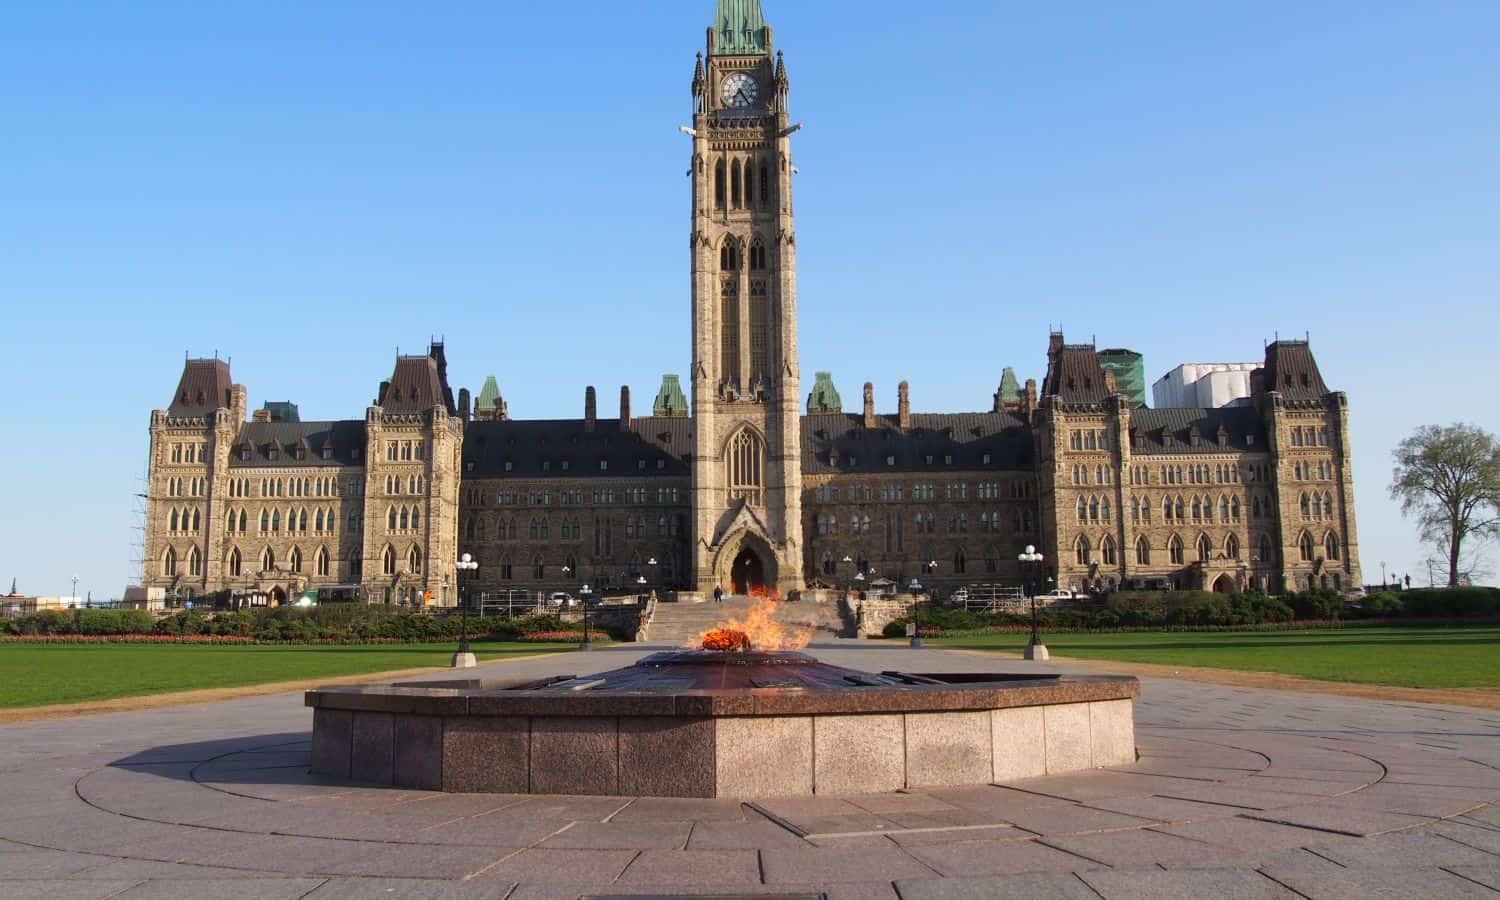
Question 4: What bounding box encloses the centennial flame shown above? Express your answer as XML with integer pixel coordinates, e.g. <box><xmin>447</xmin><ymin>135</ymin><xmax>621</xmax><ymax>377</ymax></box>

<box><xmin>694</xmin><ymin>595</ymin><xmax>814</xmax><ymax>653</ymax></box>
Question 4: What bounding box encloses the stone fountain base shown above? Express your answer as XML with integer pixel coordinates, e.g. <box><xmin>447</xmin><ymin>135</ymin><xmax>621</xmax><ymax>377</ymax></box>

<box><xmin>306</xmin><ymin>652</ymin><xmax>1139</xmax><ymax>799</ymax></box>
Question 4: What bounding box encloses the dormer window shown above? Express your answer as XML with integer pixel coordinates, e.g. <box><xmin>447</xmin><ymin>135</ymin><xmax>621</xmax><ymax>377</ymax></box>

<box><xmin>465</xmin><ymin>460</ymin><xmax>475</xmax><ymax>473</ymax></box>
<box><xmin>886</xmin><ymin>456</ymin><xmax>895</xmax><ymax>467</ymax></box>
<box><xmin>267</xmin><ymin>447</ymin><xmax>279</xmax><ymax>461</ymax></box>
<box><xmin>638</xmin><ymin>459</ymin><xmax>646</xmax><ymax>471</ymax></box>
<box><xmin>561</xmin><ymin>460</ymin><xmax>571</xmax><ymax>472</ymax></box>
<box><xmin>599</xmin><ymin>460</ymin><xmax>609</xmax><ymax>471</ymax></box>
<box><xmin>848</xmin><ymin>456</ymin><xmax>857</xmax><ymax>467</ymax></box>
<box><xmin>982</xmin><ymin>453</ymin><xmax>992</xmax><ymax>465</ymax></box>
<box><xmin>1218</xmin><ymin>432</ymin><xmax>1229</xmax><ymax>448</ymax></box>
<box><xmin>657</xmin><ymin>459</ymin><xmax>666</xmax><ymax>470</ymax></box>
<box><xmin>239</xmin><ymin>447</ymin><xmax>251</xmax><ymax>462</ymax></box>
<box><xmin>944</xmin><ymin>455</ymin><xmax>953</xmax><ymax>466</ymax></box>
<box><xmin>321</xmin><ymin>446</ymin><xmax>333</xmax><ymax>460</ymax></box>
<box><xmin>542</xmin><ymin>461</ymin><xmax>551</xmax><ymax>472</ymax></box>
<box><xmin>1246</xmin><ymin>435</ymin><xmax>1256</xmax><ymax>446</ymax></box>
<box><xmin>505</xmin><ymin>461</ymin><xmax>513</xmax><ymax>472</ymax></box>
<box><xmin>295</xmin><ymin>447</ymin><xmax>307</xmax><ymax>461</ymax></box>
<box><xmin>925</xmin><ymin>455</ymin><xmax>934</xmax><ymax>465</ymax></box>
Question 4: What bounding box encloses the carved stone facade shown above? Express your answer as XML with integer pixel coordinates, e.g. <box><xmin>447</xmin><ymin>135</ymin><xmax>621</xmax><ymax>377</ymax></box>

<box><xmin>140</xmin><ymin>3</ymin><xmax>1360</xmax><ymax>604</ymax></box>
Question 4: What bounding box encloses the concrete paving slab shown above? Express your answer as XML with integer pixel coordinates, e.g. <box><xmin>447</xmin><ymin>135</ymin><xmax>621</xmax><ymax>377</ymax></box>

<box><xmin>759</xmin><ymin>846</ymin><xmax>937</xmax><ymax>884</ymax></box>
<box><xmin>1078</xmin><ymin>866</ymin><xmax>1298</xmax><ymax>899</ymax></box>
<box><xmin>1306</xmin><ymin>832</ymin><xmax>1500</xmax><ymax>869</ymax></box>
<box><xmin>1245</xmin><ymin>801</ymin><xmax>1434</xmax><ymax>837</ymax></box>
<box><xmin>539</xmin><ymin>821</ymin><xmax>693</xmax><ymax>850</ymax></box>
<box><xmin>612</xmin><ymin>849</ymin><xmax>762</xmax><ymax>887</ymax></box>
<box><xmin>302</xmin><ymin>878</ymin><xmax>515</xmax><ymax>899</ymax></box>
<box><xmin>894</xmin><ymin>871</ymin><xmax>1099</xmax><ymax>900</ymax></box>
<box><xmin>903</xmin><ymin>836</ymin><xmax>1102</xmax><ymax>877</ymax></box>
<box><xmin>470</xmin><ymin>848</ymin><xmax>639</xmax><ymax>885</ymax></box>
<box><xmin>113</xmin><ymin>878</ymin><xmax>327</xmax><ymax>899</ymax></box>
<box><xmin>1271</xmin><ymin>865</ymin><xmax>1500</xmax><ymax>899</ymax></box>
<box><xmin>0</xmin><ymin>880</ymin><xmax>145</xmax><ymax>899</ymax></box>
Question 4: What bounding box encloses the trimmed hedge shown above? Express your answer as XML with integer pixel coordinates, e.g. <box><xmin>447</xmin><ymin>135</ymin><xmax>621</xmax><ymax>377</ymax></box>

<box><xmin>0</xmin><ymin>606</ymin><xmax>604</xmax><ymax>643</ymax></box>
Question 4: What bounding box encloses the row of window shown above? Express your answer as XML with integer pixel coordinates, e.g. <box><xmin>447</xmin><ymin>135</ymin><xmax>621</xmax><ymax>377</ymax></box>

<box><xmin>713</xmin><ymin>158</ymin><xmax>772</xmax><ymax>211</ymax></box>
<box><xmin>168</xmin><ymin>443</ymin><xmax>206</xmax><ymax>464</ymax></box>
<box><xmin>466</xmin><ymin>486</ymin><xmax>684</xmax><ymax>508</ymax></box>
<box><xmin>384</xmin><ymin>474</ymin><xmax>426</xmax><ymax>496</ymax></box>
<box><xmin>386</xmin><ymin>505</ymin><xmax>424</xmax><ymax>533</ymax></box>
<box><xmin>167</xmin><ymin>508</ymin><xmax>201</xmax><ymax>533</ymax></box>
<box><xmin>253</xmin><ymin>477</ymin><xmax>355</xmax><ymax>499</ymax></box>
<box><xmin>1293</xmin><ymin>460</ymin><xmax>1336</xmax><ymax>481</ymax></box>
<box><xmin>1068</xmin><ymin>430</ymin><xmax>1113</xmax><ymax>451</ymax></box>
<box><xmin>239</xmin><ymin>445</ymin><xmax>340</xmax><ymax>463</ymax></box>
<box><xmin>1072</xmin><ymin>466</ymin><xmax>1115</xmax><ymax>486</ymax></box>
<box><xmin>1068</xmin><ymin>530</ymin><xmax>1342</xmax><ymax>569</ymax></box>
<box><xmin>223</xmin><ymin>507</ymin><xmax>348</xmax><ymax>535</ymax></box>
<box><xmin>470</xmin><ymin>457</ymin><xmax>673</xmax><ymax>477</ymax></box>
<box><xmin>165</xmin><ymin>477</ymin><xmax>206</xmax><ymax>498</ymax></box>
<box><xmin>814</xmin><ymin>481</ymin><xmax>1033</xmax><ymax>503</ymax></box>
<box><xmin>1300</xmin><ymin>492</ymin><xmax>1338</xmax><ymax>519</ymax></box>
<box><xmin>1289</xmin><ymin>426</ymin><xmax>1332</xmax><ymax>447</ymax></box>
<box><xmin>385</xmin><ymin>440</ymin><xmax>428</xmax><ymax>462</ymax></box>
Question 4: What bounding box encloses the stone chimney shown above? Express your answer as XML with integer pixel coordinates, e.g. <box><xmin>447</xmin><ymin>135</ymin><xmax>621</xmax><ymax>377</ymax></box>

<box><xmin>458</xmin><ymin>388</ymin><xmax>472</xmax><ymax>422</ymax></box>
<box><xmin>584</xmin><ymin>386</ymin><xmax>597</xmax><ymax>432</ymax></box>
<box><xmin>862</xmin><ymin>383</ymin><xmax>876</xmax><ymax>429</ymax></box>
<box><xmin>1023</xmin><ymin>379</ymin><xmax>1039</xmax><ymax>417</ymax></box>
<box><xmin>898</xmin><ymin>381</ymin><xmax>912</xmax><ymax>431</ymax></box>
<box><xmin>619</xmin><ymin>386</ymin><xmax>632</xmax><ymax>431</ymax></box>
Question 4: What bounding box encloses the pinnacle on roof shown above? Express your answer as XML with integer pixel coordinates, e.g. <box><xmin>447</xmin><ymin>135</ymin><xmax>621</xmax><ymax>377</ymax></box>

<box><xmin>997</xmin><ymin>368</ymin><xmax>1021</xmax><ymax>402</ymax></box>
<box><xmin>653</xmin><ymin>375</ymin><xmax>689</xmax><ymax>418</ymax></box>
<box><xmin>807</xmin><ymin>372</ymin><xmax>843</xmax><ymax>414</ymax></box>
<box><xmin>714</xmin><ymin>0</ymin><xmax>767</xmax><ymax>55</ymax></box>
<box><xmin>476</xmin><ymin>376</ymin><xmax>503</xmax><ymax>411</ymax></box>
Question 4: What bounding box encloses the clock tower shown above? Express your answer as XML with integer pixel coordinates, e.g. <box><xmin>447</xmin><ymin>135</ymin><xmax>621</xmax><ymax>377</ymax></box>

<box><xmin>688</xmin><ymin>0</ymin><xmax>804</xmax><ymax>596</ymax></box>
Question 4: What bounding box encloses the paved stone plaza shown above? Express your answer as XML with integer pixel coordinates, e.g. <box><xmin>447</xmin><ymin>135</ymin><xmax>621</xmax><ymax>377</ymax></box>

<box><xmin>3</xmin><ymin>641</ymin><xmax>1500</xmax><ymax>898</ymax></box>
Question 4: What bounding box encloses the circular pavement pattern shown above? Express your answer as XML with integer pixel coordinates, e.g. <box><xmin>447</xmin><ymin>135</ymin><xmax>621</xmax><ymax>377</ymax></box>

<box><xmin>3</xmin><ymin>641</ymin><xmax>1500</xmax><ymax>899</ymax></box>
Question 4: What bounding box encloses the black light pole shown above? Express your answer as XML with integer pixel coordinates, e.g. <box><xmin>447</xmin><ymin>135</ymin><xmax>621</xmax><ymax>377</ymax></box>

<box><xmin>1018</xmin><ymin>545</ymin><xmax>1049</xmax><ymax>661</ymax></box>
<box><xmin>452</xmin><ymin>553</ymin><xmax>479</xmax><ymax>668</ymax></box>
<box><xmin>579</xmin><ymin>583</ymin><xmax>594</xmax><ymax>651</ymax></box>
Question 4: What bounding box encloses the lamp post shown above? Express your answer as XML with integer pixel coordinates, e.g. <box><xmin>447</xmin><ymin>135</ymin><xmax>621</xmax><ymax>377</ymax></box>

<box><xmin>71</xmin><ymin>574</ymin><xmax>79</xmax><ymax>608</ymax></box>
<box><xmin>578</xmin><ymin>583</ymin><xmax>594</xmax><ymax>651</ymax></box>
<box><xmin>1380</xmin><ymin>561</ymin><xmax>1388</xmax><ymax>589</ymax></box>
<box><xmin>451</xmin><ymin>553</ymin><xmax>480</xmax><ymax>669</ymax></box>
<box><xmin>1018</xmin><ymin>545</ymin><xmax>1049</xmax><ymax>661</ymax></box>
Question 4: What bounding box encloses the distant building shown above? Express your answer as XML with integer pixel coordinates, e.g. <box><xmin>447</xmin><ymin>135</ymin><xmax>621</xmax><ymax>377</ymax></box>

<box><xmin>1153</xmin><ymin>363</ymin><xmax>1261</xmax><ymax>409</ymax></box>
<box><xmin>2</xmin><ymin>579</ymin><xmax>38</xmax><ymax>618</ymax></box>
<box><xmin>1097</xmin><ymin>350</ymin><xmax>1147</xmax><ymax>408</ymax></box>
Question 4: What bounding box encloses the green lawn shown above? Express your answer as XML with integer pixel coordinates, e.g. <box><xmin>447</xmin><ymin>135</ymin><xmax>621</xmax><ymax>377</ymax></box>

<box><xmin>0</xmin><ymin>642</ymin><xmax>576</xmax><ymax>709</ymax></box>
<box><xmin>932</xmin><ymin>627</ymin><xmax>1500</xmax><ymax>689</ymax></box>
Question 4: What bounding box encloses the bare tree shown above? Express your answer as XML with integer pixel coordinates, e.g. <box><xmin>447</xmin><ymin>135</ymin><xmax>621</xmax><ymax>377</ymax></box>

<box><xmin>1391</xmin><ymin>424</ymin><xmax>1500</xmax><ymax>587</ymax></box>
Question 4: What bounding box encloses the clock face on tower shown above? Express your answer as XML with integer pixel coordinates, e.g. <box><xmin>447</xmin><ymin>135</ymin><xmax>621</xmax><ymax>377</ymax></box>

<box><xmin>720</xmin><ymin>73</ymin><xmax>759</xmax><ymax>108</ymax></box>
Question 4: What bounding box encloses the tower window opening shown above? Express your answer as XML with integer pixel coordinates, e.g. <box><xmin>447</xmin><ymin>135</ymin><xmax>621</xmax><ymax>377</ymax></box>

<box><xmin>731</xmin><ymin>159</ymin><xmax>743</xmax><ymax>208</ymax></box>
<box><xmin>726</xmin><ymin>428</ymin><xmax>765</xmax><ymax>507</ymax></box>
<box><xmin>714</xmin><ymin>159</ymin><xmax>725</xmax><ymax>209</ymax></box>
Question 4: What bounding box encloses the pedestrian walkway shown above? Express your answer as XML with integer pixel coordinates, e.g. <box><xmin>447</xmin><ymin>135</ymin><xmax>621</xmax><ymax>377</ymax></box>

<box><xmin>2</xmin><ymin>639</ymin><xmax>1498</xmax><ymax>898</ymax></box>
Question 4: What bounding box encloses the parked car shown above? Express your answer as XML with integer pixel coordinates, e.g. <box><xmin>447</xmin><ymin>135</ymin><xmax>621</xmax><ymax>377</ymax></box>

<box><xmin>546</xmin><ymin>592</ymin><xmax>577</xmax><ymax>609</ymax></box>
<box><xmin>949</xmin><ymin>588</ymin><xmax>970</xmax><ymax>604</ymax></box>
<box><xmin>1032</xmin><ymin>589</ymin><xmax>1080</xmax><ymax>603</ymax></box>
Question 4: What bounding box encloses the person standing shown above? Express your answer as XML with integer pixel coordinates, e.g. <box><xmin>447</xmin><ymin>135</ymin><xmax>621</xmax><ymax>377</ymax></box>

<box><xmin>713</xmin><ymin>585</ymin><xmax>724</xmax><ymax>604</ymax></box>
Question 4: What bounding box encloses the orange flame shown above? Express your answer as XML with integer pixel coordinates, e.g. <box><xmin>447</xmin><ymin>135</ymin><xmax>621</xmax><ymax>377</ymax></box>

<box><xmin>691</xmin><ymin>595</ymin><xmax>814</xmax><ymax>652</ymax></box>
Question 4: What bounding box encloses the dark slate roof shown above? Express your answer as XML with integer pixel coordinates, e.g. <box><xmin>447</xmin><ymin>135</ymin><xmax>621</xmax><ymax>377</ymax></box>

<box><xmin>464</xmin><ymin>417</ymin><xmax>695</xmax><ymax>479</ymax></box>
<box><xmin>229</xmin><ymin>421</ymin><xmax>367</xmax><ymax>468</ymax></box>
<box><xmin>378</xmin><ymin>356</ymin><xmax>449</xmax><ymax>415</ymax></box>
<box><xmin>1043</xmin><ymin>344</ymin><xmax>1109</xmax><ymax>404</ymax></box>
<box><xmin>1128</xmin><ymin>407</ymin><xmax>1266</xmax><ymax>454</ymax></box>
<box><xmin>168</xmin><ymin>359</ymin><xmax>233</xmax><ymax>418</ymax></box>
<box><xmin>1263</xmin><ymin>341</ymin><xmax>1330</xmax><ymax>404</ymax></box>
<box><xmin>802</xmin><ymin>413</ymin><xmax>1034</xmax><ymax>475</ymax></box>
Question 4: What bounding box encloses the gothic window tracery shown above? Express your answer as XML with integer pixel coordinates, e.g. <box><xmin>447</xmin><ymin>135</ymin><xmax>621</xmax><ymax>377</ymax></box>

<box><xmin>726</xmin><ymin>428</ymin><xmax>765</xmax><ymax>506</ymax></box>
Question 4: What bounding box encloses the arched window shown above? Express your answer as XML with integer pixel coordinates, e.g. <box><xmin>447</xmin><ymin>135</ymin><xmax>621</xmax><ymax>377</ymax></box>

<box><xmin>821</xmin><ymin>551</ymin><xmax>836</xmax><ymax>577</ymax></box>
<box><xmin>1136</xmin><ymin>536</ymin><xmax>1151</xmax><ymax>566</ymax></box>
<box><xmin>400</xmin><ymin>508</ymin><xmax>409</xmax><ymax>530</ymax></box>
<box><xmin>411</xmin><ymin>507</ymin><xmax>421</xmax><ymax>530</ymax></box>
<box><xmin>1231</xmin><ymin>497</ymin><xmax>1241</xmax><ymax>521</ymax></box>
<box><xmin>290</xmin><ymin>547</ymin><xmax>303</xmax><ymax>573</ymax></box>
<box><xmin>720</xmin><ymin>237</ymin><xmax>740</xmax><ymax>271</ymax></box>
<box><xmin>228</xmin><ymin>547</ymin><xmax>242</xmax><ymax>577</ymax></box>
<box><xmin>760</xmin><ymin>161</ymin><xmax>770</xmax><ymax>205</ymax></box>
<box><xmin>532</xmin><ymin>557</ymin><xmax>545</xmax><ymax>580</ymax></box>
<box><xmin>1299</xmin><ymin>532</ymin><xmax>1315</xmax><ymax>562</ymax></box>
<box><xmin>1300</xmin><ymin>493</ymin><xmax>1310</xmax><ymax>517</ymax></box>
<box><xmin>1175</xmin><ymin>497</ymin><xmax>1185</xmax><ymax>521</ymax></box>
<box><xmin>1089</xmin><ymin>498</ymin><xmax>1100</xmax><ymax>521</ymax></box>
<box><xmin>1075</xmin><ymin>535</ymin><xmax>1091</xmax><ymax>566</ymax></box>
<box><xmin>1169</xmin><ymin>535</ymin><xmax>1185</xmax><ymax>566</ymax></box>
<box><xmin>1163</xmin><ymin>497</ymin><xmax>1173</xmax><ymax>521</ymax></box>
<box><xmin>1192</xmin><ymin>497</ymin><xmax>1203</xmax><ymax>521</ymax></box>
<box><xmin>1101</xmin><ymin>499</ymin><xmax>1111</xmax><ymax>522</ymax></box>
<box><xmin>162</xmin><ymin>546</ymin><xmax>177</xmax><ymax>577</ymax></box>
<box><xmin>1197</xmin><ymin>534</ymin><xmax>1212</xmax><ymax>563</ymax></box>
<box><xmin>1311</xmin><ymin>494</ymin><xmax>1323</xmax><ymax>517</ymax></box>
<box><xmin>1101</xmin><ymin>536</ymin><xmax>1117</xmax><ymax>566</ymax></box>
<box><xmin>714</xmin><ymin>159</ymin><xmax>726</xmax><ymax>208</ymax></box>
<box><xmin>1077</xmin><ymin>498</ymin><xmax>1088</xmax><ymax>522</ymax></box>
<box><xmin>271</xmin><ymin>510</ymin><xmax>281</xmax><ymax>532</ymax></box>
<box><xmin>1226</xmin><ymin>534</ymin><xmax>1241</xmax><ymax>561</ymax></box>
<box><xmin>382</xmin><ymin>545</ymin><xmax>396</xmax><ymax>576</ymax></box>
<box><xmin>261</xmin><ymin>547</ymin><xmax>276</xmax><ymax>573</ymax></box>
<box><xmin>170</xmin><ymin>510</ymin><xmax>179</xmax><ymax>532</ymax></box>
<box><xmin>726</xmin><ymin>428</ymin><xmax>765</xmax><ymax>506</ymax></box>
<box><xmin>387</xmin><ymin>507</ymin><xmax>397</xmax><ymax>531</ymax></box>
<box><xmin>743</xmin><ymin>159</ymin><xmax>755</xmax><ymax>207</ymax></box>
<box><xmin>1325</xmin><ymin>493</ymin><xmax>1334</xmax><ymax>517</ymax></box>
<box><xmin>316</xmin><ymin>547</ymin><xmax>330</xmax><ymax>577</ymax></box>
<box><xmin>1220</xmin><ymin>497</ymin><xmax>1230</xmax><ymax>521</ymax></box>
<box><xmin>408</xmin><ymin>546</ymin><xmax>423</xmax><ymax>575</ymax></box>
<box><xmin>731</xmin><ymin>159</ymin><xmax>742</xmax><ymax>208</ymax></box>
<box><xmin>953</xmin><ymin>547</ymin><xmax>967</xmax><ymax>574</ymax></box>
<box><xmin>1325</xmin><ymin>532</ymin><xmax>1341</xmax><ymax>561</ymax></box>
<box><xmin>1258</xmin><ymin>534</ymin><xmax>1274</xmax><ymax>564</ymax></box>
<box><xmin>750</xmin><ymin>237</ymin><xmax>767</xmax><ymax>270</ymax></box>
<box><xmin>315</xmin><ymin>510</ymin><xmax>325</xmax><ymax>532</ymax></box>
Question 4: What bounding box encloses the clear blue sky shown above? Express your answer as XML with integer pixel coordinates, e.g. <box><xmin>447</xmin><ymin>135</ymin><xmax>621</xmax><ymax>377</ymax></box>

<box><xmin>2</xmin><ymin>1</ymin><xmax>1497</xmax><ymax>599</ymax></box>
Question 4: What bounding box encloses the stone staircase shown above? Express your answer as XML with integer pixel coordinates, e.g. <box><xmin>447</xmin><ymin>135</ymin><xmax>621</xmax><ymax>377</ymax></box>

<box><xmin>641</xmin><ymin>596</ymin><xmax>851</xmax><ymax>645</ymax></box>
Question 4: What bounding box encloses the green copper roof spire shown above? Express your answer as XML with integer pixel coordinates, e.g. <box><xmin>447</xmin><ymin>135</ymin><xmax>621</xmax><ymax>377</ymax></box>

<box><xmin>807</xmin><ymin>372</ymin><xmax>843</xmax><ymax>414</ymax></box>
<box><xmin>714</xmin><ymin>0</ymin><xmax>767</xmax><ymax>55</ymax></box>
<box><xmin>653</xmin><ymin>374</ymin><xmax>689</xmax><ymax>418</ymax></box>
<box><xmin>998</xmin><ymin>367</ymin><xmax>1022</xmax><ymax>402</ymax></box>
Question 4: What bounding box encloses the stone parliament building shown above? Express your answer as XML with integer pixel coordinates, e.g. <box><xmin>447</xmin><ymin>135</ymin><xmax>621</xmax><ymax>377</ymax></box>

<box><xmin>141</xmin><ymin>1</ymin><xmax>1361</xmax><ymax>607</ymax></box>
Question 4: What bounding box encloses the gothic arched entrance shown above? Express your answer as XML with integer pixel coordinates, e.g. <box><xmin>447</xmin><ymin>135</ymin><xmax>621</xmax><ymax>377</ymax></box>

<box><xmin>1212</xmin><ymin>574</ymin><xmax>1235</xmax><ymax>595</ymax></box>
<box><xmin>269</xmin><ymin>587</ymin><xmax>288</xmax><ymax>607</ymax></box>
<box><xmin>731</xmin><ymin>548</ymin><xmax>766</xmax><ymax>596</ymax></box>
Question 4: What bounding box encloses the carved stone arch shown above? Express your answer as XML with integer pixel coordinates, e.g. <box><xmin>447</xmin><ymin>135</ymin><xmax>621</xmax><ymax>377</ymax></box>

<box><xmin>711</xmin><ymin>527</ymin><xmax>779</xmax><ymax>597</ymax></box>
<box><xmin>723</xmin><ymin>424</ymin><xmax>767</xmax><ymax>508</ymax></box>
<box><xmin>1196</xmin><ymin>532</ymin><xmax>1213</xmax><ymax>563</ymax></box>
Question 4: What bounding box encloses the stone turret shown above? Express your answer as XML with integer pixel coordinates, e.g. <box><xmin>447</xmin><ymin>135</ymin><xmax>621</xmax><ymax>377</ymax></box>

<box><xmin>862</xmin><ymin>383</ymin><xmax>876</xmax><ymax>429</ymax></box>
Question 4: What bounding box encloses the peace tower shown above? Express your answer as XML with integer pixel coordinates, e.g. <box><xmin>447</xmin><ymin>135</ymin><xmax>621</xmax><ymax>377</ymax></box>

<box><xmin>687</xmin><ymin>0</ymin><xmax>804</xmax><ymax>594</ymax></box>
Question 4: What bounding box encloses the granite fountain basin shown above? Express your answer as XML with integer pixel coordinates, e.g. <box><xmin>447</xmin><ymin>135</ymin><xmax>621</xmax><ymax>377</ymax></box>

<box><xmin>306</xmin><ymin>650</ymin><xmax>1139</xmax><ymax>798</ymax></box>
